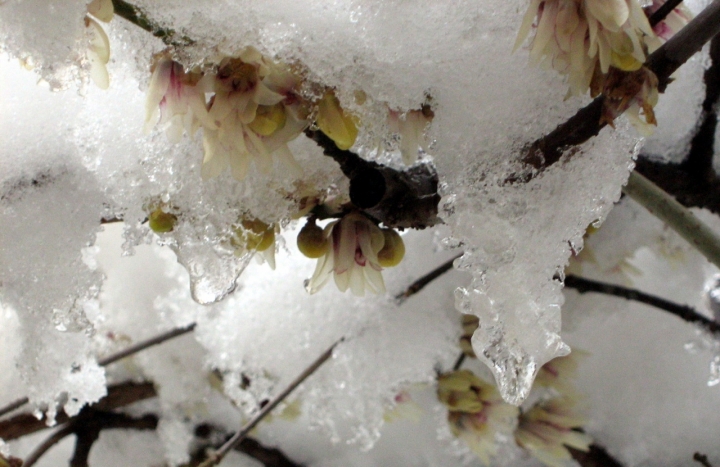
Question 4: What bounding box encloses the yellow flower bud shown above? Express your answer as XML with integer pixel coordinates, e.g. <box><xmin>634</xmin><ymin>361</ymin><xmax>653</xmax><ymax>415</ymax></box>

<box><xmin>377</xmin><ymin>228</ymin><xmax>405</xmax><ymax>267</ymax></box>
<box><xmin>237</xmin><ymin>219</ymin><xmax>276</xmax><ymax>252</ymax></box>
<box><xmin>248</xmin><ymin>103</ymin><xmax>287</xmax><ymax>136</ymax></box>
<box><xmin>297</xmin><ymin>220</ymin><xmax>329</xmax><ymax>258</ymax></box>
<box><xmin>316</xmin><ymin>91</ymin><xmax>358</xmax><ymax>150</ymax></box>
<box><xmin>148</xmin><ymin>208</ymin><xmax>177</xmax><ymax>233</ymax></box>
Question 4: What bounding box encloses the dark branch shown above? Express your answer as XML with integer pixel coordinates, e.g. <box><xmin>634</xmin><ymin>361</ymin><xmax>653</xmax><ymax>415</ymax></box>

<box><xmin>569</xmin><ymin>444</ymin><xmax>625</xmax><ymax>467</ymax></box>
<box><xmin>305</xmin><ymin>129</ymin><xmax>441</xmax><ymax>229</ymax></box>
<box><xmin>636</xmin><ymin>34</ymin><xmax>720</xmax><ymax>215</ymax></box>
<box><xmin>111</xmin><ymin>0</ymin><xmax>194</xmax><ymax>47</ymax></box>
<box><xmin>97</xmin><ymin>323</ymin><xmax>196</xmax><ymax>366</ymax></box>
<box><xmin>649</xmin><ymin>0</ymin><xmax>685</xmax><ymax>27</ymax></box>
<box><xmin>522</xmin><ymin>0</ymin><xmax>720</xmax><ymax>176</ymax></box>
<box><xmin>395</xmin><ymin>254</ymin><xmax>462</xmax><ymax>304</ymax></box>
<box><xmin>694</xmin><ymin>452</ymin><xmax>714</xmax><ymax>467</ymax></box>
<box><xmin>564</xmin><ymin>274</ymin><xmax>720</xmax><ymax>334</ymax></box>
<box><xmin>0</xmin><ymin>382</ymin><xmax>156</xmax><ymax>441</ymax></box>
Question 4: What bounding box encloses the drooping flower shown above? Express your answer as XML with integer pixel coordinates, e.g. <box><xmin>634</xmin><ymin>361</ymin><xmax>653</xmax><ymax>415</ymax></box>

<box><xmin>144</xmin><ymin>53</ymin><xmax>214</xmax><ymax>142</ymax></box>
<box><xmin>437</xmin><ymin>370</ymin><xmax>519</xmax><ymax>465</ymax></box>
<box><xmin>201</xmin><ymin>48</ymin><xmax>308</xmax><ymax>180</ymax></box>
<box><xmin>387</xmin><ymin>105</ymin><xmax>434</xmax><ymax>165</ymax></box>
<box><xmin>301</xmin><ymin>213</ymin><xmax>404</xmax><ymax>296</ymax></box>
<box><xmin>316</xmin><ymin>91</ymin><xmax>359</xmax><ymax>151</ymax></box>
<box><xmin>515</xmin><ymin>396</ymin><xmax>593</xmax><ymax>467</ymax></box>
<box><xmin>515</xmin><ymin>0</ymin><xmax>655</xmax><ymax>97</ymax></box>
<box><xmin>85</xmin><ymin>0</ymin><xmax>114</xmax><ymax>89</ymax></box>
<box><xmin>231</xmin><ymin>218</ymin><xmax>279</xmax><ymax>269</ymax></box>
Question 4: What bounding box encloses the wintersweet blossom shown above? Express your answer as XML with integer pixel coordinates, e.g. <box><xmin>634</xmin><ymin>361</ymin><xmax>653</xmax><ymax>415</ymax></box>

<box><xmin>644</xmin><ymin>0</ymin><xmax>693</xmax><ymax>52</ymax></box>
<box><xmin>144</xmin><ymin>54</ymin><xmax>214</xmax><ymax>142</ymax></box>
<box><xmin>437</xmin><ymin>370</ymin><xmax>519</xmax><ymax>465</ymax></box>
<box><xmin>515</xmin><ymin>396</ymin><xmax>593</xmax><ymax>467</ymax></box>
<box><xmin>201</xmin><ymin>48</ymin><xmax>307</xmax><ymax>180</ymax></box>
<box><xmin>85</xmin><ymin>0</ymin><xmax>114</xmax><ymax>89</ymax></box>
<box><xmin>387</xmin><ymin>105</ymin><xmax>434</xmax><ymax>165</ymax></box>
<box><xmin>316</xmin><ymin>91</ymin><xmax>359</xmax><ymax>151</ymax></box>
<box><xmin>301</xmin><ymin>213</ymin><xmax>404</xmax><ymax>296</ymax></box>
<box><xmin>515</xmin><ymin>0</ymin><xmax>654</xmax><ymax>96</ymax></box>
<box><xmin>534</xmin><ymin>352</ymin><xmax>587</xmax><ymax>394</ymax></box>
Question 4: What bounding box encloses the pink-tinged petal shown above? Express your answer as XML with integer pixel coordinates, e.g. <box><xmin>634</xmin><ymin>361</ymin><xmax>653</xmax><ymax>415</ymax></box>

<box><xmin>530</xmin><ymin>1</ymin><xmax>558</xmax><ymax>64</ymax></box>
<box><xmin>144</xmin><ymin>59</ymin><xmax>172</xmax><ymax>132</ymax></box>
<box><xmin>514</xmin><ymin>0</ymin><xmax>543</xmax><ymax>52</ymax></box>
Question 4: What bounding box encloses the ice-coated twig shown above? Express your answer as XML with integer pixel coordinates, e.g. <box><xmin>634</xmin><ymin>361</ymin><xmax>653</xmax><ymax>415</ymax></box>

<box><xmin>198</xmin><ymin>339</ymin><xmax>342</xmax><ymax>467</ymax></box>
<box><xmin>395</xmin><ymin>254</ymin><xmax>462</xmax><ymax>304</ymax></box>
<box><xmin>622</xmin><ymin>171</ymin><xmax>720</xmax><ymax>271</ymax></box>
<box><xmin>522</xmin><ymin>0</ymin><xmax>720</xmax><ymax>175</ymax></box>
<box><xmin>111</xmin><ymin>0</ymin><xmax>194</xmax><ymax>47</ymax></box>
<box><xmin>564</xmin><ymin>275</ymin><xmax>720</xmax><ymax>334</ymax></box>
<box><xmin>97</xmin><ymin>323</ymin><xmax>197</xmax><ymax>366</ymax></box>
<box><xmin>0</xmin><ymin>324</ymin><xmax>197</xmax><ymax>419</ymax></box>
<box><xmin>20</xmin><ymin>424</ymin><xmax>75</xmax><ymax>467</ymax></box>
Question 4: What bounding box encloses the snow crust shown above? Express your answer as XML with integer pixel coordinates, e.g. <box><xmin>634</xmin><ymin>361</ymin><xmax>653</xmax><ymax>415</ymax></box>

<box><xmin>0</xmin><ymin>0</ymin><xmax>717</xmax><ymax>464</ymax></box>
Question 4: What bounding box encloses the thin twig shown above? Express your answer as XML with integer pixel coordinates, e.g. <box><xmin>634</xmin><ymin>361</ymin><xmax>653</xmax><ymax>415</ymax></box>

<box><xmin>564</xmin><ymin>275</ymin><xmax>720</xmax><ymax>334</ymax></box>
<box><xmin>198</xmin><ymin>339</ymin><xmax>342</xmax><ymax>467</ymax></box>
<box><xmin>0</xmin><ymin>324</ymin><xmax>197</xmax><ymax>420</ymax></box>
<box><xmin>694</xmin><ymin>452</ymin><xmax>714</xmax><ymax>467</ymax></box>
<box><xmin>622</xmin><ymin>171</ymin><xmax>720</xmax><ymax>271</ymax></box>
<box><xmin>395</xmin><ymin>254</ymin><xmax>462</xmax><ymax>304</ymax></box>
<box><xmin>649</xmin><ymin>0</ymin><xmax>685</xmax><ymax>27</ymax></box>
<box><xmin>111</xmin><ymin>0</ymin><xmax>194</xmax><ymax>47</ymax></box>
<box><xmin>97</xmin><ymin>323</ymin><xmax>197</xmax><ymax>366</ymax></box>
<box><xmin>452</xmin><ymin>353</ymin><xmax>466</xmax><ymax>371</ymax></box>
<box><xmin>20</xmin><ymin>424</ymin><xmax>76</xmax><ymax>467</ymax></box>
<box><xmin>0</xmin><ymin>397</ymin><xmax>30</xmax><ymax>419</ymax></box>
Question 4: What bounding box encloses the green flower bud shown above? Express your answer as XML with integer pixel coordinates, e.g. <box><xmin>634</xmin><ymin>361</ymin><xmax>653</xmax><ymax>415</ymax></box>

<box><xmin>148</xmin><ymin>208</ymin><xmax>177</xmax><ymax>233</ymax></box>
<box><xmin>297</xmin><ymin>220</ymin><xmax>329</xmax><ymax>258</ymax></box>
<box><xmin>377</xmin><ymin>228</ymin><xmax>405</xmax><ymax>267</ymax></box>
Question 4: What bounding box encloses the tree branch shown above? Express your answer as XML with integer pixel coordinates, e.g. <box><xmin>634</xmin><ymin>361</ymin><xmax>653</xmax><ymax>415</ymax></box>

<box><xmin>395</xmin><ymin>254</ymin><xmax>461</xmax><ymax>304</ymax></box>
<box><xmin>522</xmin><ymin>0</ymin><xmax>720</xmax><ymax>175</ymax></box>
<box><xmin>564</xmin><ymin>274</ymin><xmax>720</xmax><ymax>334</ymax></box>
<box><xmin>304</xmin><ymin>129</ymin><xmax>441</xmax><ymax>229</ymax></box>
<box><xmin>694</xmin><ymin>452</ymin><xmax>714</xmax><ymax>467</ymax></box>
<box><xmin>110</xmin><ymin>0</ymin><xmax>194</xmax><ymax>47</ymax></box>
<box><xmin>570</xmin><ymin>444</ymin><xmax>625</xmax><ymax>467</ymax></box>
<box><xmin>198</xmin><ymin>339</ymin><xmax>341</xmax><ymax>467</ymax></box>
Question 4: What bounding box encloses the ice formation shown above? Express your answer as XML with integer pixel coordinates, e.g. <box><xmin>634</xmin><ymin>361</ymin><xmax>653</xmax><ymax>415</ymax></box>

<box><xmin>0</xmin><ymin>0</ymin><xmax>717</xmax><ymax>463</ymax></box>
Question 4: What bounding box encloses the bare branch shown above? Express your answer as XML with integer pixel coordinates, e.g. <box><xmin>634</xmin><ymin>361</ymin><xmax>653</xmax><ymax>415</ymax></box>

<box><xmin>98</xmin><ymin>323</ymin><xmax>197</xmax><ymax>367</ymax></box>
<box><xmin>110</xmin><ymin>0</ymin><xmax>194</xmax><ymax>47</ymax></box>
<box><xmin>564</xmin><ymin>275</ymin><xmax>720</xmax><ymax>334</ymax></box>
<box><xmin>395</xmin><ymin>254</ymin><xmax>461</xmax><ymax>304</ymax></box>
<box><xmin>199</xmin><ymin>339</ymin><xmax>342</xmax><ymax>467</ymax></box>
<box><xmin>20</xmin><ymin>424</ymin><xmax>75</xmax><ymax>467</ymax></box>
<box><xmin>694</xmin><ymin>452</ymin><xmax>714</xmax><ymax>467</ymax></box>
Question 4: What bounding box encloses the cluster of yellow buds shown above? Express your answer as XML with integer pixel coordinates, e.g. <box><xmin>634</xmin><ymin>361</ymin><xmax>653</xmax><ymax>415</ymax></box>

<box><xmin>85</xmin><ymin>0</ymin><xmax>114</xmax><ymax>89</ymax></box>
<box><xmin>297</xmin><ymin>213</ymin><xmax>405</xmax><ymax>296</ymax></box>
<box><xmin>437</xmin><ymin>370</ymin><xmax>520</xmax><ymax>465</ymax></box>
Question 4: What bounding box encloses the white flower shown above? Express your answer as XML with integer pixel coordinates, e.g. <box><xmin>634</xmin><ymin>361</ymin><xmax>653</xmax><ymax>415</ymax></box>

<box><xmin>85</xmin><ymin>0</ymin><xmax>114</xmax><ymax>89</ymax></box>
<box><xmin>303</xmin><ymin>213</ymin><xmax>388</xmax><ymax>296</ymax></box>
<box><xmin>515</xmin><ymin>0</ymin><xmax>654</xmax><ymax>96</ymax></box>
<box><xmin>387</xmin><ymin>106</ymin><xmax>433</xmax><ymax>165</ymax></box>
<box><xmin>437</xmin><ymin>370</ymin><xmax>519</xmax><ymax>465</ymax></box>
<box><xmin>515</xmin><ymin>396</ymin><xmax>593</xmax><ymax>467</ymax></box>
<box><xmin>144</xmin><ymin>54</ymin><xmax>215</xmax><ymax>142</ymax></box>
<box><xmin>201</xmin><ymin>48</ymin><xmax>306</xmax><ymax>180</ymax></box>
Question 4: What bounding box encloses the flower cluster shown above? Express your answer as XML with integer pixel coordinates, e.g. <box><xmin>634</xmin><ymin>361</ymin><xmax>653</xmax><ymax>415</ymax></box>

<box><xmin>299</xmin><ymin>213</ymin><xmax>405</xmax><ymax>296</ymax></box>
<box><xmin>144</xmin><ymin>48</ymin><xmax>374</xmax><ymax>181</ymax></box>
<box><xmin>437</xmin><ymin>370</ymin><xmax>519</xmax><ymax>465</ymax></box>
<box><xmin>85</xmin><ymin>0</ymin><xmax>113</xmax><ymax>89</ymax></box>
